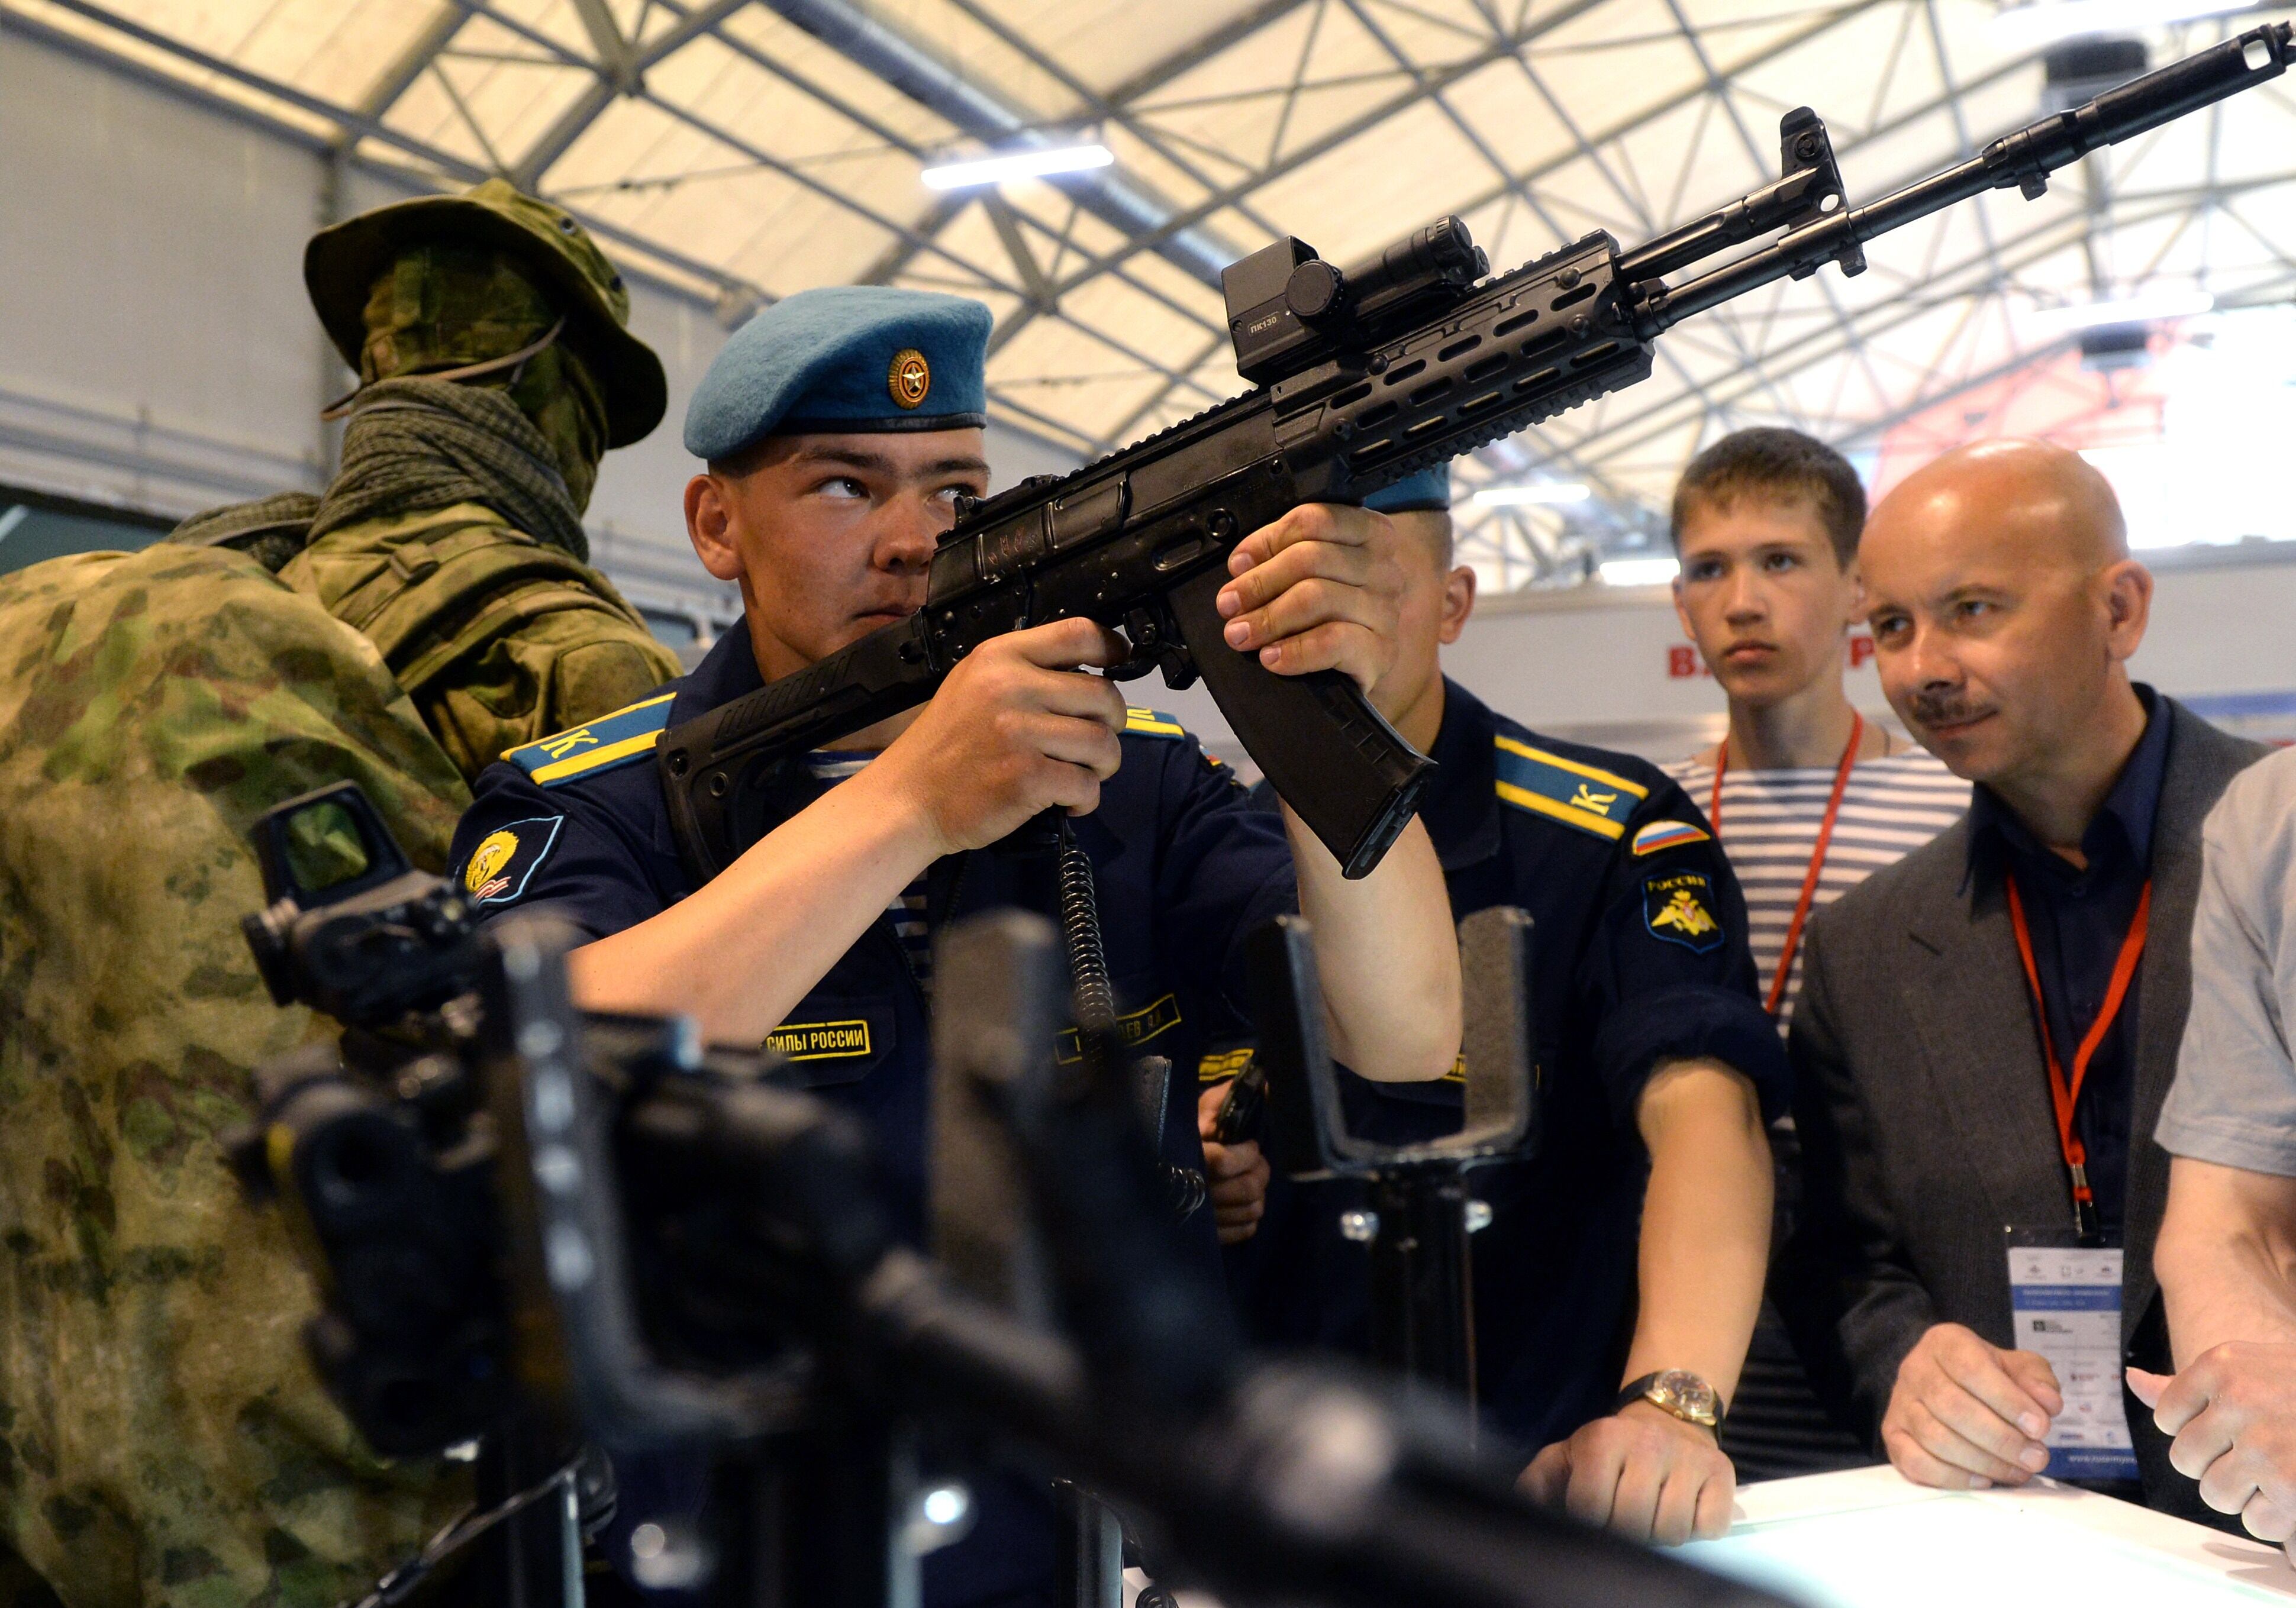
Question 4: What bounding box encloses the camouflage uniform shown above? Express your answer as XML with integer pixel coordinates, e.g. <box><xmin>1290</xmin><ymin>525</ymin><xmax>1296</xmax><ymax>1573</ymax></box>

<box><xmin>0</xmin><ymin>183</ymin><xmax>679</xmax><ymax>1606</ymax></box>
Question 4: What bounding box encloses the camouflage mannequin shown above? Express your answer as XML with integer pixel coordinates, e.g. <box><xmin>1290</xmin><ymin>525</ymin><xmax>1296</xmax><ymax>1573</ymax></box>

<box><xmin>0</xmin><ymin>182</ymin><xmax>679</xmax><ymax>1606</ymax></box>
<box><xmin>180</xmin><ymin>179</ymin><xmax>682</xmax><ymax>783</ymax></box>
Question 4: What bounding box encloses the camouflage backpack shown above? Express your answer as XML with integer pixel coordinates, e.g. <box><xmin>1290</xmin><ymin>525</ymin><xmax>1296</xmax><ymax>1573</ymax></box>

<box><xmin>0</xmin><ymin>544</ymin><xmax>476</xmax><ymax>1607</ymax></box>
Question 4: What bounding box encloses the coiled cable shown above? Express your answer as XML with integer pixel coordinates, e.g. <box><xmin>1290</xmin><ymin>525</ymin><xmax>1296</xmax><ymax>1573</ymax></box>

<box><xmin>1054</xmin><ymin>817</ymin><xmax>1207</xmax><ymax>1222</ymax></box>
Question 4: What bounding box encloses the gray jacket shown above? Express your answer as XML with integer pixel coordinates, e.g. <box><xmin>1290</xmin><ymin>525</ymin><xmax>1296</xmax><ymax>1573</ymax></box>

<box><xmin>1777</xmin><ymin>696</ymin><xmax>2262</xmax><ymax>1517</ymax></box>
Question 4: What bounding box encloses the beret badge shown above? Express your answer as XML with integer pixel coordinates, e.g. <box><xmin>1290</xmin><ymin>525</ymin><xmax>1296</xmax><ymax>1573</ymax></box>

<box><xmin>888</xmin><ymin>348</ymin><xmax>931</xmax><ymax>409</ymax></box>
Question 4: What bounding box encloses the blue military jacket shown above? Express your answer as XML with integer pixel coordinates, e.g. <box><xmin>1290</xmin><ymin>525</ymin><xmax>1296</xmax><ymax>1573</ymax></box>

<box><xmin>1231</xmin><ymin>677</ymin><xmax>1787</xmax><ymax>1454</ymax></box>
<box><xmin>449</xmin><ymin>625</ymin><xmax>1296</xmax><ymax>1244</ymax></box>
<box><xmin>449</xmin><ymin>626</ymin><xmax>1297</xmax><ymax>1608</ymax></box>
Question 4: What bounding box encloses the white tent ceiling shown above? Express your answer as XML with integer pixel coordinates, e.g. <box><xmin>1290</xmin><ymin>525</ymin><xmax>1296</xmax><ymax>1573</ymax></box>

<box><xmin>10</xmin><ymin>0</ymin><xmax>2296</xmax><ymax>585</ymax></box>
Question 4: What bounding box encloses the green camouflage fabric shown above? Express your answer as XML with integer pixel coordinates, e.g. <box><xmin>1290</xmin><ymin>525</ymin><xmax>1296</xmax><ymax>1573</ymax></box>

<box><xmin>359</xmin><ymin>244</ymin><xmax>611</xmax><ymax>514</ymax></box>
<box><xmin>277</xmin><ymin>500</ymin><xmax>679</xmax><ymax>786</ymax></box>
<box><xmin>0</xmin><ymin>544</ymin><xmax>477</xmax><ymax>1606</ymax></box>
<box><xmin>306</xmin><ymin>179</ymin><xmax>665</xmax><ymax>450</ymax></box>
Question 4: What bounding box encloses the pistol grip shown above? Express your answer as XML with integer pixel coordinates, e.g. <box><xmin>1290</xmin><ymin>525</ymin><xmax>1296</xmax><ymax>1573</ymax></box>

<box><xmin>1166</xmin><ymin>566</ymin><xmax>1434</xmax><ymax>878</ymax></box>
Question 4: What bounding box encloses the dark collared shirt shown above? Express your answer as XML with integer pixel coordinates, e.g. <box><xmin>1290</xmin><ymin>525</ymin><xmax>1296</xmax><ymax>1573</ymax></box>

<box><xmin>1233</xmin><ymin>679</ymin><xmax>1786</xmax><ymax>1451</ymax></box>
<box><xmin>447</xmin><ymin>626</ymin><xmax>1298</xmax><ymax>1608</ymax></box>
<box><xmin>1965</xmin><ymin>684</ymin><xmax>2171</xmax><ymax>1238</ymax></box>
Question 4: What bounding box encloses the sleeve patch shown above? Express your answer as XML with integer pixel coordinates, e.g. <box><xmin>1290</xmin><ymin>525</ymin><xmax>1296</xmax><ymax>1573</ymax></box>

<box><xmin>1631</xmin><ymin>819</ymin><xmax>1713</xmax><ymax>857</ymax></box>
<box><xmin>1492</xmin><ymin>735</ymin><xmax>1646</xmax><ymax>839</ymax></box>
<box><xmin>1643</xmin><ymin>871</ymin><xmax>1725</xmax><ymax>952</ymax></box>
<box><xmin>461</xmin><ymin>815</ymin><xmax>565</xmax><ymax>906</ymax></box>
<box><xmin>504</xmin><ymin>692</ymin><xmax>675</xmax><ymax>787</ymax></box>
<box><xmin>1124</xmin><ymin>706</ymin><xmax>1188</xmax><ymax>740</ymax></box>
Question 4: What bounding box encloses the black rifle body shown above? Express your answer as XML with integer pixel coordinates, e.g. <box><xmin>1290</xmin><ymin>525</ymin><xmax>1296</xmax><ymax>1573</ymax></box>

<box><xmin>660</xmin><ymin>24</ymin><xmax>2292</xmax><ymax>884</ymax></box>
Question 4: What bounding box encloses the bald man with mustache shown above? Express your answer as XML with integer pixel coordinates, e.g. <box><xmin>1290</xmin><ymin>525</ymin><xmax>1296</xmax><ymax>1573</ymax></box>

<box><xmin>1774</xmin><ymin>439</ymin><xmax>2265</xmax><ymax>1522</ymax></box>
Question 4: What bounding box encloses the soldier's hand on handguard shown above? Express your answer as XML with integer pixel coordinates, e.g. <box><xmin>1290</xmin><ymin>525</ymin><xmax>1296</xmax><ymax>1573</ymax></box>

<box><xmin>1882</xmin><ymin>1322</ymin><xmax>2062</xmax><ymax>1490</ymax></box>
<box><xmin>1195</xmin><ymin>1081</ymin><xmax>1269</xmax><ymax>1246</ymax></box>
<box><xmin>1214</xmin><ymin>503</ymin><xmax>1407</xmax><ymax>708</ymax></box>
<box><xmin>2131</xmin><ymin>1346</ymin><xmax>2296</xmax><ymax>1552</ymax></box>
<box><xmin>1521</xmin><ymin>1403</ymin><xmax>1736</xmax><ymax>1546</ymax></box>
<box><xmin>872</xmin><ymin>618</ymin><xmax>1129</xmax><ymax>855</ymax></box>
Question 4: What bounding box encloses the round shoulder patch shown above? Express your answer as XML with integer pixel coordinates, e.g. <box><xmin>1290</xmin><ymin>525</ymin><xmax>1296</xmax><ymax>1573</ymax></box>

<box><xmin>462</xmin><ymin>815</ymin><xmax>565</xmax><ymax>906</ymax></box>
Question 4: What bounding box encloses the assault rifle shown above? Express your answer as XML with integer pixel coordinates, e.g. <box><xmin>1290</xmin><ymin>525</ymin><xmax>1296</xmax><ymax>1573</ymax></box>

<box><xmin>662</xmin><ymin>25</ymin><xmax>2293</xmax><ymax>882</ymax></box>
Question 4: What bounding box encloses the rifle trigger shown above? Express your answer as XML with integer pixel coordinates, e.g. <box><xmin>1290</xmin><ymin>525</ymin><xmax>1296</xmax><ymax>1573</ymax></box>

<box><xmin>1110</xmin><ymin>605</ymin><xmax>1167</xmax><ymax>683</ymax></box>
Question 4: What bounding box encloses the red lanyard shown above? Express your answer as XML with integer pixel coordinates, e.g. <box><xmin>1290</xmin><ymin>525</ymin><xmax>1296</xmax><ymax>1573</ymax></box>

<box><xmin>1710</xmin><ymin>713</ymin><xmax>1862</xmax><ymax>1017</ymax></box>
<box><xmin>2005</xmin><ymin>875</ymin><xmax>2150</xmax><ymax>1239</ymax></box>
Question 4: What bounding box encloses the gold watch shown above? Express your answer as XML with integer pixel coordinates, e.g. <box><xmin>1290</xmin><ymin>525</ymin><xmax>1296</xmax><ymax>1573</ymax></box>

<box><xmin>1617</xmin><ymin>1369</ymin><xmax>1724</xmax><ymax>1432</ymax></box>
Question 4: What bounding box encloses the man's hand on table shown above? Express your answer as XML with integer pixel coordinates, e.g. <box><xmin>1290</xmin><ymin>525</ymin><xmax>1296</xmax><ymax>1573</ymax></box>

<box><xmin>1196</xmin><ymin>1081</ymin><xmax>1269</xmax><ymax>1246</ymax></box>
<box><xmin>1520</xmin><ymin>1402</ymin><xmax>1735</xmax><ymax>1545</ymax></box>
<box><xmin>1882</xmin><ymin>1322</ymin><xmax>2062</xmax><ymax>1490</ymax></box>
<box><xmin>2131</xmin><ymin>1344</ymin><xmax>2296</xmax><ymax>1551</ymax></box>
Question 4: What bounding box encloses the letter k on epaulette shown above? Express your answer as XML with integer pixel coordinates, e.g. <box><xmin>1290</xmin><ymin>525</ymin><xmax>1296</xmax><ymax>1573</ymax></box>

<box><xmin>504</xmin><ymin>693</ymin><xmax>676</xmax><ymax>787</ymax></box>
<box><xmin>1490</xmin><ymin>735</ymin><xmax>1646</xmax><ymax>839</ymax></box>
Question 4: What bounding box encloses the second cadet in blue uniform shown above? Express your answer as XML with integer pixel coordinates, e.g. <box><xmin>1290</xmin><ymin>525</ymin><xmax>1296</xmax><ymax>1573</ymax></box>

<box><xmin>445</xmin><ymin>288</ymin><xmax>1464</xmax><ymax>1607</ymax></box>
<box><xmin>1218</xmin><ymin>468</ymin><xmax>1789</xmax><ymax>1549</ymax></box>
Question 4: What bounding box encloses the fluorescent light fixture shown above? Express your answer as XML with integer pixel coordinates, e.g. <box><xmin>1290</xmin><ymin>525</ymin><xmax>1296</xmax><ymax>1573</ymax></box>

<box><xmin>920</xmin><ymin>143</ymin><xmax>1114</xmax><ymax>191</ymax></box>
<box><xmin>2030</xmin><ymin>288</ymin><xmax>2215</xmax><ymax>332</ymax></box>
<box><xmin>1472</xmin><ymin>482</ymin><xmax>1591</xmax><ymax>507</ymax></box>
<box><xmin>1993</xmin><ymin>1</ymin><xmax>2249</xmax><ymax>50</ymax></box>
<box><xmin>1597</xmin><ymin>557</ymin><xmax>1681</xmax><ymax>587</ymax></box>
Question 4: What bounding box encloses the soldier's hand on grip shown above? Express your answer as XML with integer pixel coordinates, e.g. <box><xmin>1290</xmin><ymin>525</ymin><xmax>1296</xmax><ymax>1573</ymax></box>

<box><xmin>874</xmin><ymin>618</ymin><xmax>1129</xmax><ymax>857</ymax></box>
<box><xmin>1214</xmin><ymin>503</ymin><xmax>1407</xmax><ymax>708</ymax></box>
<box><xmin>1196</xmin><ymin>1081</ymin><xmax>1270</xmax><ymax>1246</ymax></box>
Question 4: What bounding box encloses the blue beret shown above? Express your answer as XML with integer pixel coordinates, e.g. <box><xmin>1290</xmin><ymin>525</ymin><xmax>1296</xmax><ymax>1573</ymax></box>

<box><xmin>1366</xmin><ymin>466</ymin><xmax>1451</xmax><ymax>515</ymax></box>
<box><xmin>685</xmin><ymin>285</ymin><xmax>992</xmax><ymax>461</ymax></box>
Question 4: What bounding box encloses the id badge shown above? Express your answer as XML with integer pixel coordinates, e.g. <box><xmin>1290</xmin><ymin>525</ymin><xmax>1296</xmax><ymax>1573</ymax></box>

<box><xmin>2005</xmin><ymin>1227</ymin><xmax>2140</xmax><ymax>1481</ymax></box>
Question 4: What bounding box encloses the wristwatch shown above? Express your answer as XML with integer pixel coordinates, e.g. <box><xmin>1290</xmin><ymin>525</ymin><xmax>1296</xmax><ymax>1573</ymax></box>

<box><xmin>1617</xmin><ymin>1370</ymin><xmax>1725</xmax><ymax>1433</ymax></box>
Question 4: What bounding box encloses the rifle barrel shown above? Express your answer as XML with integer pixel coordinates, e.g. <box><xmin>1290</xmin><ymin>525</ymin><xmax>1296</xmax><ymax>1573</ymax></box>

<box><xmin>1640</xmin><ymin>22</ymin><xmax>2291</xmax><ymax>334</ymax></box>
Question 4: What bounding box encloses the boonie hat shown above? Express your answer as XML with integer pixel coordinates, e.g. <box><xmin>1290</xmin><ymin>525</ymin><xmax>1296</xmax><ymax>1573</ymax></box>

<box><xmin>305</xmin><ymin>178</ymin><xmax>667</xmax><ymax>447</ymax></box>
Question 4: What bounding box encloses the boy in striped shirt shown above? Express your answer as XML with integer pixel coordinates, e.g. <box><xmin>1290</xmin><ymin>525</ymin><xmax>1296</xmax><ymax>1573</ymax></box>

<box><xmin>1664</xmin><ymin>430</ymin><xmax>1969</xmax><ymax>1022</ymax></box>
<box><xmin>1662</xmin><ymin>428</ymin><xmax>1968</xmax><ymax>1477</ymax></box>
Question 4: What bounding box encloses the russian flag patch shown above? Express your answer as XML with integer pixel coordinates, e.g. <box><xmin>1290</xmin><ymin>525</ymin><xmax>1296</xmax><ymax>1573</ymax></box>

<box><xmin>1631</xmin><ymin>819</ymin><xmax>1712</xmax><ymax>857</ymax></box>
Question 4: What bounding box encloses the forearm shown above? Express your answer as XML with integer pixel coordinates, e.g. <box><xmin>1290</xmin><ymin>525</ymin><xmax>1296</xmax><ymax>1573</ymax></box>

<box><xmin>1282</xmin><ymin>808</ymin><xmax>1461</xmax><ymax>1081</ymax></box>
<box><xmin>1623</xmin><ymin>1060</ymin><xmax>1773</xmax><ymax>1402</ymax></box>
<box><xmin>2158</xmin><ymin>1158</ymin><xmax>2296</xmax><ymax>1367</ymax></box>
<box><xmin>568</xmin><ymin>769</ymin><xmax>936</xmax><ymax>1043</ymax></box>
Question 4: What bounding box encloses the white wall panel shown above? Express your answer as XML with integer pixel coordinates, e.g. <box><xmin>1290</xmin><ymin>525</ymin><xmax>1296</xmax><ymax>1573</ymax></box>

<box><xmin>2</xmin><ymin>28</ymin><xmax>1077</xmax><ymax>632</ymax></box>
<box><xmin>0</xmin><ymin>27</ymin><xmax>328</xmax><ymax>513</ymax></box>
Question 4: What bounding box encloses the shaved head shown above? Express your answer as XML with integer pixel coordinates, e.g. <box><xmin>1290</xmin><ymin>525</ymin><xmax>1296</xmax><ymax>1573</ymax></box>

<box><xmin>1876</xmin><ymin>438</ymin><xmax>2129</xmax><ymax>573</ymax></box>
<box><xmin>1861</xmin><ymin>437</ymin><xmax>2152</xmax><ymax>834</ymax></box>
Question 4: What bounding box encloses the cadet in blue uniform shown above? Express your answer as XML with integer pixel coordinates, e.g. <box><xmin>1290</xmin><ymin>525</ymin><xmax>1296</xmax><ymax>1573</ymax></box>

<box><xmin>1217</xmin><ymin>468</ymin><xmax>1789</xmax><ymax>1548</ymax></box>
<box><xmin>447</xmin><ymin>288</ymin><xmax>1463</xmax><ymax>1607</ymax></box>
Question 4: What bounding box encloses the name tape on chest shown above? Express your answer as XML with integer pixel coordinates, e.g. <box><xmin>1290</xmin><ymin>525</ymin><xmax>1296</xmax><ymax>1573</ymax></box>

<box><xmin>1057</xmin><ymin>993</ymin><xmax>1183</xmax><ymax>1065</ymax></box>
<box><xmin>1198</xmin><ymin>1047</ymin><xmax>1254</xmax><ymax>1083</ymax></box>
<box><xmin>1492</xmin><ymin>735</ymin><xmax>1646</xmax><ymax>839</ymax></box>
<box><xmin>504</xmin><ymin>692</ymin><xmax>676</xmax><ymax>787</ymax></box>
<box><xmin>766</xmin><ymin>1019</ymin><xmax>876</xmax><ymax>1062</ymax></box>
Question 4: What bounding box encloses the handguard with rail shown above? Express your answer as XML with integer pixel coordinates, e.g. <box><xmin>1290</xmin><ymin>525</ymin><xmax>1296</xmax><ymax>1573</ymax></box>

<box><xmin>659</xmin><ymin>22</ymin><xmax>2294</xmax><ymax>884</ymax></box>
